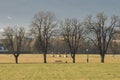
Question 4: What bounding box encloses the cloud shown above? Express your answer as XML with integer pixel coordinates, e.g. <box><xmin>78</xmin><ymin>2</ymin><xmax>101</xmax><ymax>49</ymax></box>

<box><xmin>0</xmin><ymin>28</ymin><xmax>4</xmax><ymax>32</ymax></box>
<box><xmin>7</xmin><ymin>16</ymin><xmax>12</xmax><ymax>20</ymax></box>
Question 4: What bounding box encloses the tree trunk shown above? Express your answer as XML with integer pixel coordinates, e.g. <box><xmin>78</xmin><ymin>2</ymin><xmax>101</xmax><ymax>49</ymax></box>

<box><xmin>101</xmin><ymin>54</ymin><xmax>105</xmax><ymax>63</ymax></box>
<box><xmin>15</xmin><ymin>56</ymin><xmax>18</xmax><ymax>64</ymax></box>
<box><xmin>43</xmin><ymin>53</ymin><xmax>47</xmax><ymax>63</ymax></box>
<box><xmin>14</xmin><ymin>53</ymin><xmax>19</xmax><ymax>64</ymax></box>
<box><xmin>72</xmin><ymin>53</ymin><xmax>76</xmax><ymax>63</ymax></box>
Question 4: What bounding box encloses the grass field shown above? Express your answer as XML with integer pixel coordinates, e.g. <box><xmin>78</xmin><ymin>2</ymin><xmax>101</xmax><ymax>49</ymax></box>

<box><xmin>0</xmin><ymin>63</ymin><xmax>120</xmax><ymax>80</ymax></box>
<box><xmin>0</xmin><ymin>54</ymin><xmax>120</xmax><ymax>80</ymax></box>
<box><xmin>0</xmin><ymin>54</ymin><xmax>120</xmax><ymax>63</ymax></box>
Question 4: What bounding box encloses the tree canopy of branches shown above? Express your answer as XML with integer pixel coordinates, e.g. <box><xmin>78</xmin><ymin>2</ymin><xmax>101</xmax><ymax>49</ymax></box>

<box><xmin>30</xmin><ymin>11</ymin><xmax>57</xmax><ymax>63</ymax></box>
<box><xmin>85</xmin><ymin>13</ymin><xmax>120</xmax><ymax>63</ymax></box>
<box><xmin>3</xmin><ymin>26</ymin><xmax>25</xmax><ymax>64</ymax></box>
<box><xmin>61</xmin><ymin>18</ymin><xmax>85</xmax><ymax>63</ymax></box>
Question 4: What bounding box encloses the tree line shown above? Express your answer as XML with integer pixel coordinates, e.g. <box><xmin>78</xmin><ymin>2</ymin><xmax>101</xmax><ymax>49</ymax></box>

<box><xmin>2</xmin><ymin>11</ymin><xmax>120</xmax><ymax>63</ymax></box>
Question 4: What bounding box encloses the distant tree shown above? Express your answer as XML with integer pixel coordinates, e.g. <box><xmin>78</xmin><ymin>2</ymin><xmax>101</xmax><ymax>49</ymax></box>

<box><xmin>61</xmin><ymin>18</ymin><xmax>85</xmax><ymax>63</ymax></box>
<box><xmin>110</xmin><ymin>30</ymin><xmax>120</xmax><ymax>55</ymax></box>
<box><xmin>51</xmin><ymin>36</ymin><xmax>67</xmax><ymax>54</ymax></box>
<box><xmin>85</xmin><ymin>13</ymin><xmax>120</xmax><ymax>63</ymax></box>
<box><xmin>3</xmin><ymin>26</ymin><xmax>25</xmax><ymax>64</ymax></box>
<box><xmin>30</xmin><ymin>11</ymin><xmax>57</xmax><ymax>63</ymax></box>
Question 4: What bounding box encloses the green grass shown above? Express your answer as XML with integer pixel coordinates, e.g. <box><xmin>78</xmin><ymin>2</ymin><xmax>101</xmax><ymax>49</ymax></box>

<box><xmin>0</xmin><ymin>63</ymin><xmax>120</xmax><ymax>80</ymax></box>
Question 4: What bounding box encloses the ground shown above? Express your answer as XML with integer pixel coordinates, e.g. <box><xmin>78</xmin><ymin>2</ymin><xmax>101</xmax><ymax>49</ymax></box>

<box><xmin>0</xmin><ymin>63</ymin><xmax>120</xmax><ymax>80</ymax></box>
<box><xmin>0</xmin><ymin>54</ymin><xmax>120</xmax><ymax>63</ymax></box>
<box><xmin>0</xmin><ymin>54</ymin><xmax>120</xmax><ymax>80</ymax></box>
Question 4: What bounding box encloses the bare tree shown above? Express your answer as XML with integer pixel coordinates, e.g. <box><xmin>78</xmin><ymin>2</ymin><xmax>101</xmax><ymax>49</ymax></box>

<box><xmin>61</xmin><ymin>18</ymin><xmax>85</xmax><ymax>63</ymax></box>
<box><xmin>3</xmin><ymin>26</ymin><xmax>25</xmax><ymax>64</ymax></box>
<box><xmin>85</xmin><ymin>13</ymin><xmax>120</xmax><ymax>63</ymax></box>
<box><xmin>30</xmin><ymin>11</ymin><xmax>57</xmax><ymax>63</ymax></box>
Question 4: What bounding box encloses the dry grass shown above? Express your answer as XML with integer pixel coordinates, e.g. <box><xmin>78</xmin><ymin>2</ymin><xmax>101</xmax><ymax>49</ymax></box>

<box><xmin>0</xmin><ymin>54</ymin><xmax>120</xmax><ymax>63</ymax></box>
<box><xmin>0</xmin><ymin>63</ymin><xmax>120</xmax><ymax>80</ymax></box>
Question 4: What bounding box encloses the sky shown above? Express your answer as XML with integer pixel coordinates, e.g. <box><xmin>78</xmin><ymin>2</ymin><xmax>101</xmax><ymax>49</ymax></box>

<box><xmin>0</xmin><ymin>0</ymin><xmax>120</xmax><ymax>29</ymax></box>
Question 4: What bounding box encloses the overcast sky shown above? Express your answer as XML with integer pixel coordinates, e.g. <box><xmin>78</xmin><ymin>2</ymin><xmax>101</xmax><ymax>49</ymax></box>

<box><xmin>0</xmin><ymin>0</ymin><xmax>120</xmax><ymax>29</ymax></box>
